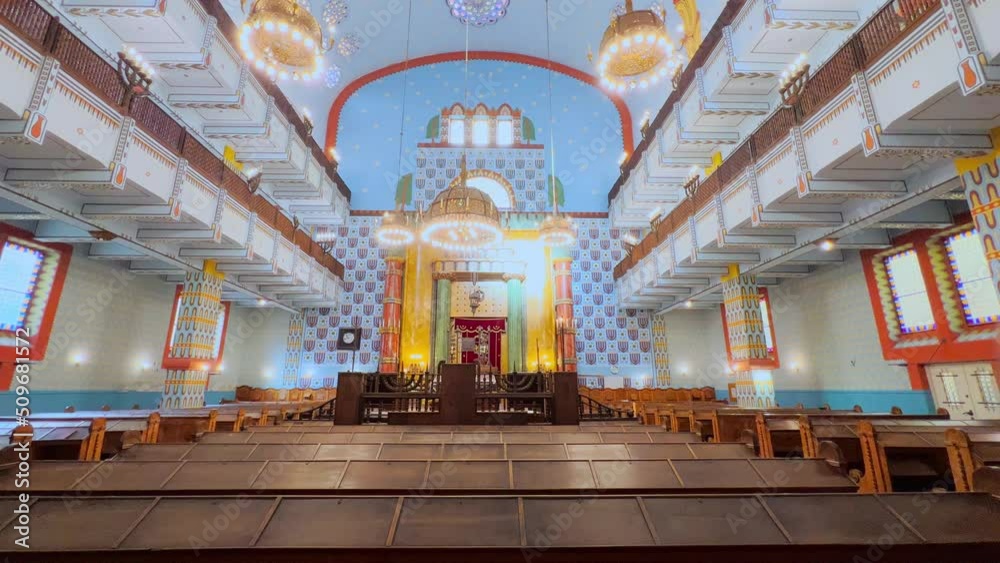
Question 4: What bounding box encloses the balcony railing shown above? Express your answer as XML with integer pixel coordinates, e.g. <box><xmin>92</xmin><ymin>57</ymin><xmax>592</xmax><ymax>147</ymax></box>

<box><xmin>613</xmin><ymin>0</ymin><xmax>942</xmax><ymax>282</ymax></box>
<box><xmin>0</xmin><ymin>0</ymin><xmax>346</xmax><ymax>281</ymax></box>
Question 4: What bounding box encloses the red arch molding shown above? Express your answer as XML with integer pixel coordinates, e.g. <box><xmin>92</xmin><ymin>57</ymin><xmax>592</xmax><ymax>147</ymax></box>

<box><xmin>325</xmin><ymin>51</ymin><xmax>634</xmax><ymax>156</ymax></box>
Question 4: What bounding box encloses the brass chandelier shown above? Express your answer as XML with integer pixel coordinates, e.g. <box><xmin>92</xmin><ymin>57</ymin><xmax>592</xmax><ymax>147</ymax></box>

<box><xmin>239</xmin><ymin>0</ymin><xmax>331</xmax><ymax>82</ymax></box>
<box><xmin>539</xmin><ymin>0</ymin><xmax>576</xmax><ymax>247</ymax></box>
<box><xmin>420</xmin><ymin>157</ymin><xmax>503</xmax><ymax>252</ymax></box>
<box><xmin>593</xmin><ymin>0</ymin><xmax>684</xmax><ymax>93</ymax></box>
<box><xmin>375</xmin><ymin>2</ymin><xmax>503</xmax><ymax>252</ymax></box>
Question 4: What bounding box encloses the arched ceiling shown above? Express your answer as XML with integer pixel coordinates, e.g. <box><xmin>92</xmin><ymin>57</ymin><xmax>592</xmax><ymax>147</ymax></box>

<box><xmin>220</xmin><ymin>0</ymin><xmax>727</xmax><ymax>210</ymax></box>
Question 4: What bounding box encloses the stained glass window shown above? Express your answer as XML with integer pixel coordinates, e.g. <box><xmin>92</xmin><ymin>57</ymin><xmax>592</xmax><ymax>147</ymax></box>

<box><xmin>945</xmin><ymin>229</ymin><xmax>1000</xmax><ymax>325</ymax></box>
<box><xmin>885</xmin><ymin>249</ymin><xmax>935</xmax><ymax>333</ymax></box>
<box><xmin>0</xmin><ymin>242</ymin><xmax>44</xmax><ymax>332</ymax></box>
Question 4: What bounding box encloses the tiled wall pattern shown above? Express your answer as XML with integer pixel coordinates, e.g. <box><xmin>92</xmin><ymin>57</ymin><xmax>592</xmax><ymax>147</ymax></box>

<box><xmin>415</xmin><ymin>147</ymin><xmax>548</xmax><ymax>212</ymax></box>
<box><xmin>570</xmin><ymin>217</ymin><xmax>653</xmax><ymax>377</ymax></box>
<box><xmin>296</xmin><ymin>215</ymin><xmax>387</xmax><ymax>384</ymax></box>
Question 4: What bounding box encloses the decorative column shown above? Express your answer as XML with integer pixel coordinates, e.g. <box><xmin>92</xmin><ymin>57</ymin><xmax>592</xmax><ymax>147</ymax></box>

<box><xmin>956</xmin><ymin>129</ymin><xmax>1000</xmax><ymax>299</ymax></box>
<box><xmin>721</xmin><ymin>271</ymin><xmax>774</xmax><ymax>408</ymax></box>
<box><xmin>432</xmin><ymin>274</ymin><xmax>452</xmax><ymax>368</ymax></box>
<box><xmin>162</xmin><ymin>264</ymin><xmax>224</xmax><ymax>409</ymax></box>
<box><xmin>651</xmin><ymin>312</ymin><xmax>670</xmax><ymax>388</ymax></box>
<box><xmin>281</xmin><ymin>313</ymin><xmax>304</xmax><ymax>387</ymax></box>
<box><xmin>553</xmin><ymin>257</ymin><xmax>577</xmax><ymax>373</ymax></box>
<box><xmin>379</xmin><ymin>255</ymin><xmax>405</xmax><ymax>374</ymax></box>
<box><xmin>504</xmin><ymin>273</ymin><xmax>525</xmax><ymax>372</ymax></box>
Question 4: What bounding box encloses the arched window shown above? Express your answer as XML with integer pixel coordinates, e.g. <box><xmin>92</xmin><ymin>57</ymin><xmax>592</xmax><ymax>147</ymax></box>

<box><xmin>466</xmin><ymin>176</ymin><xmax>513</xmax><ymax>210</ymax></box>
<box><xmin>497</xmin><ymin>118</ymin><xmax>513</xmax><ymax>145</ymax></box>
<box><xmin>448</xmin><ymin>118</ymin><xmax>465</xmax><ymax>145</ymax></box>
<box><xmin>473</xmin><ymin>116</ymin><xmax>489</xmax><ymax>145</ymax></box>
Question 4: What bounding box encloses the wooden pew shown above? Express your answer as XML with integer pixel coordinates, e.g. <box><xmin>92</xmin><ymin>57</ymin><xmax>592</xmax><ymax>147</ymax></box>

<box><xmin>854</xmin><ymin>421</ymin><xmax>1000</xmax><ymax>494</ymax></box>
<box><xmin>3</xmin><ymin>419</ymin><xmax>108</xmax><ymax>462</ymax></box>
<box><xmin>2</xmin><ymin>491</ymin><xmax>997</xmax><ymax>559</ymax></box>
<box><xmin>749</xmin><ymin>411</ymin><xmax>953</xmax><ymax>459</ymax></box>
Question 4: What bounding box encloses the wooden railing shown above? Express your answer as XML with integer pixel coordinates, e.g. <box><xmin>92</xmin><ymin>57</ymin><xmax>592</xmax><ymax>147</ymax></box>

<box><xmin>578</xmin><ymin>395</ymin><xmax>633</xmax><ymax>420</ymax></box>
<box><xmin>0</xmin><ymin>0</ymin><xmax>347</xmax><ymax>281</ymax></box>
<box><xmin>129</xmin><ymin>96</ymin><xmax>185</xmax><ymax>152</ymax></box>
<box><xmin>613</xmin><ymin>0</ymin><xmax>942</xmax><ymax>281</ymax></box>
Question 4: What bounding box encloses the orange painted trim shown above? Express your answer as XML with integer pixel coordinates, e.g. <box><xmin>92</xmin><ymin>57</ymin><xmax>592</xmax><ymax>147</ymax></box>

<box><xmin>161</xmin><ymin>285</ymin><xmax>231</xmax><ymax>372</ymax></box>
<box><xmin>325</xmin><ymin>51</ymin><xmax>634</xmax><ymax>155</ymax></box>
<box><xmin>0</xmin><ymin>223</ymin><xmax>73</xmax><ymax>388</ymax></box>
<box><xmin>861</xmin><ymin>225</ymin><xmax>1000</xmax><ymax>382</ymax></box>
<box><xmin>907</xmin><ymin>364</ymin><xmax>929</xmax><ymax>391</ymax></box>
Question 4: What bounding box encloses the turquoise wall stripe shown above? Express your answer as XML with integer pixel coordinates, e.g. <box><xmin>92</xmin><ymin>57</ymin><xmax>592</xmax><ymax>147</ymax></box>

<box><xmin>0</xmin><ymin>390</ymin><xmax>236</xmax><ymax>414</ymax></box>
<box><xmin>714</xmin><ymin>389</ymin><xmax>935</xmax><ymax>415</ymax></box>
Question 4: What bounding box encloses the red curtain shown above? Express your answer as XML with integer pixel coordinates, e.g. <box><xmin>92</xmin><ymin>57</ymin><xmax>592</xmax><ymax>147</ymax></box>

<box><xmin>454</xmin><ymin>317</ymin><xmax>506</xmax><ymax>370</ymax></box>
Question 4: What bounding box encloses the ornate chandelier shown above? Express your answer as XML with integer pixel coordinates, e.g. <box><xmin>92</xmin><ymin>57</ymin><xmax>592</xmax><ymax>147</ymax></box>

<box><xmin>239</xmin><ymin>0</ymin><xmax>331</xmax><ymax>82</ymax></box>
<box><xmin>420</xmin><ymin>158</ymin><xmax>503</xmax><ymax>252</ymax></box>
<box><xmin>374</xmin><ymin>208</ymin><xmax>417</xmax><ymax>248</ymax></box>
<box><xmin>539</xmin><ymin>213</ymin><xmax>576</xmax><ymax>247</ymax></box>
<box><xmin>593</xmin><ymin>0</ymin><xmax>684</xmax><ymax>93</ymax></box>
<box><xmin>446</xmin><ymin>0</ymin><xmax>510</xmax><ymax>27</ymax></box>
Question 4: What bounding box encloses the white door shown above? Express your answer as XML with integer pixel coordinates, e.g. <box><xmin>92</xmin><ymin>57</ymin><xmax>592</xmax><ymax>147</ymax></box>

<box><xmin>926</xmin><ymin>363</ymin><xmax>1000</xmax><ymax>420</ymax></box>
<box><xmin>927</xmin><ymin>364</ymin><xmax>976</xmax><ymax>420</ymax></box>
<box><xmin>965</xmin><ymin>363</ymin><xmax>1000</xmax><ymax>420</ymax></box>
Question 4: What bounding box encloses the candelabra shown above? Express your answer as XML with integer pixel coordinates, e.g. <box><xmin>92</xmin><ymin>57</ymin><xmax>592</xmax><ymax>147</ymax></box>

<box><xmin>117</xmin><ymin>47</ymin><xmax>155</xmax><ymax>109</ymax></box>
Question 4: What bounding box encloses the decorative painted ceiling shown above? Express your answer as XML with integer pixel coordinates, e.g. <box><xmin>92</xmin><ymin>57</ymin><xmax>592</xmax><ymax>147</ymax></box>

<box><xmin>220</xmin><ymin>0</ymin><xmax>728</xmax><ymax>210</ymax></box>
<box><xmin>333</xmin><ymin>59</ymin><xmax>629</xmax><ymax>211</ymax></box>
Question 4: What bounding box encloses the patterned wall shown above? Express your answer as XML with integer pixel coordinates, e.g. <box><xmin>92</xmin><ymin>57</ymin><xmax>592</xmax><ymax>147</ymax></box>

<box><xmin>571</xmin><ymin>217</ymin><xmax>653</xmax><ymax>380</ymax></box>
<box><xmin>414</xmin><ymin>146</ymin><xmax>548</xmax><ymax>212</ymax></box>
<box><xmin>296</xmin><ymin>215</ymin><xmax>388</xmax><ymax>384</ymax></box>
<box><xmin>289</xmin><ymin>215</ymin><xmax>655</xmax><ymax>386</ymax></box>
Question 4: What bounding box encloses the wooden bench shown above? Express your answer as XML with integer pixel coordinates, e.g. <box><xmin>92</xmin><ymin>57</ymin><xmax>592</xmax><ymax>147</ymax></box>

<box><xmin>1</xmin><ymin>457</ymin><xmax>856</xmax><ymax>495</ymax></box>
<box><xmin>2</xmin><ymin>420</ymin><xmax>109</xmax><ymax>462</ymax></box>
<box><xmin>3</xmin><ymin>491</ymin><xmax>997</xmax><ymax>560</ymax></box>
<box><xmin>853</xmin><ymin>422</ymin><xmax>1000</xmax><ymax>494</ymax></box>
<box><xmin>745</xmin><ymin>412</ymin><xmax>954</xmax><ymax>458</ymax></box>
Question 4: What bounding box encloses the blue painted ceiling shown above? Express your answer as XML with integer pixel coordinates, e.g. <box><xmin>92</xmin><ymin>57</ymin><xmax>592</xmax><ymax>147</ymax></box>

<box><xmin>220</xmin><ymin>0</ymin><xmax>728</xmax><ymax>210</ymax></box>
<box><xmin>336</xmin><ymin>60</ymin><xmax>628</xmax><ymax>211</ymax></box>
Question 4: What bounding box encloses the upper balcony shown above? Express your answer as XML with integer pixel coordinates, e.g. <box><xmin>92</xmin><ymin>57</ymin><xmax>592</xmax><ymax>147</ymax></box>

<box><xmin>51</xmin><ymin>0</ymin><xmax>350</xmax><ymax>227</ymax></box>
<box><xmin>0</xmin><ymin>0</ymin><xmax>343</xmax><ymax>308</ymax></box>
<box><xmin>612</xmin><ymin>0</ymin><xmax>1000</xmax><ymax>312</ymax></box>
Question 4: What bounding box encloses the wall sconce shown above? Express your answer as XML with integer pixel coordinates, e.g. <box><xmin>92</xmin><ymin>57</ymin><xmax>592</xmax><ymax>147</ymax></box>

<box><xmin>640</xmin><ymin>111</ymin><xmax>651</xmax><ymax>138</ymax></box>
<box><xmin>302</xmin><ymin>108</ymin><xmax>314</xmax><ymax>137</ymax></box>
<box><xmin>818</xmin><ymin>239</ymin><xmax>836</xmax><ymax>252</ymax></box>
<box><xmin>71</xmin><ymin>352</ymin><xmax>86</xmax><ymax>367</ymax></box>
<box><xmin>245</xmin><ymin>167</ymin><xmax>263</xmax><ymax>194</ymax></box>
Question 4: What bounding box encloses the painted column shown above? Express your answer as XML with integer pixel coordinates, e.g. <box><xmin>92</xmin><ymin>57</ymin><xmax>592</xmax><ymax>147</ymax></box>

<box><xmin>281</xmin><ymin>312</ymin><xmax>304</xmax><ymax>387</ymax></box>
<box><xmin>956</xmin><ymin>129</ymin><xmax>1000</xmax><ymax>300</ymax></box>
<box><xmin>504</xmin><ymin>273</ymin><xmax>525</xmax><ymax>372</ymax></box>
<box><xmin>553</xmin><ymin>257</ymin><xmax>577</xmax><ymax>373</ymax></box>
<box><xmin>651</xmin><ymin>311</ymin><xmax>671</xmax><ymax>388</ymax></box>
<box><xmin>721</xmin><ymin>271</ymin><xmax>774</xmax><ymax>408</ymax></box>
<box><xmin>379</xmin><ymin>255</ymin><xmax>405</xmax><ymax>373</ymax></box>
<box><xmin>161</xmin><ymin>263</ymin><xmax>224</xmax><ymax>409</ymax></box>
<box><xmin>432</xmin><ymin>275</ymin><xmax>452</xmax><ymax>368</ymax></box>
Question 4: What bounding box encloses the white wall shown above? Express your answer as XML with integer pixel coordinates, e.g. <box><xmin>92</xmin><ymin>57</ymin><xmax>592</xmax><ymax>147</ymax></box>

<box><xmin>658</xmin><ymin>252</ymin><xmax>909</xmax><ymax>393</ymax></box>
<box><xmin>223</xmin><ymin>307</ymin><xmax>293</xmax><ymax>389</ymax></box>
<box><xmin>28</xmin><ymin>246</ymin><xmax>175</xmax><ymax>392</ymax></box>
<box><xmin>23</xmin><ymin>247</ymin><xmax>294</xmax><ymax>394</ymax></box>
<box><xmin>661</xmin><ymin>308</ymin><xmax>730</xmax><ymax>390</ymax></box>
<box><xmin>767</xmin><ymin>253</ymin><xmax>909</xmax><ymax>391</ymax></box>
